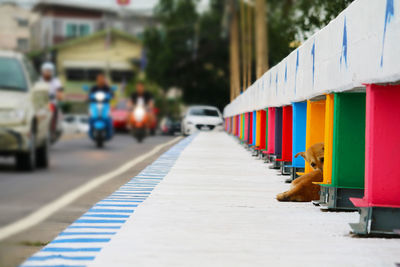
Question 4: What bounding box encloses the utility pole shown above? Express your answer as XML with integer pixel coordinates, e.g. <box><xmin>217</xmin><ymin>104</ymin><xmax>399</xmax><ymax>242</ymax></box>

<box><xmin>240</xmin><ymin>0</ymin><xmax>247</xmax><ymax>93</ymax></box>
<box><xmin>255</xmin><ymin>0</ymin><xmax>269</xmax><ymax>78</ymax></box>
<box><xmin>246</xmin><ymin>0</ymin><xmax>253</xmax><ymax>88</ymax></box>
<box><xmin>229</xmin><ymin>0</ymin><xmax>241</xmax><ymax>101</ymax></box>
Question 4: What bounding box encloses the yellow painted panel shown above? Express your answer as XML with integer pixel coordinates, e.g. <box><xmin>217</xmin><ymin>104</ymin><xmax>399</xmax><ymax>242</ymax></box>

<box><xmin>314</xmin><ymin>94</ymin><xmax>334</xmax><ymax>185</ymax></box>
<box><xmin>240</xmin><ymin>114</ymin><xmax>243</xmax><ymax>140</ymax></box>
<box><xmin>305</xmin><ymin>99</ymin><xmax>326</xmax><ymax>173</ymax></box>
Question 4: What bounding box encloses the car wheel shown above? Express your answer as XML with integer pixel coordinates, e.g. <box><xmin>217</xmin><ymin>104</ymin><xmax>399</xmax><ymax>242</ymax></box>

<box><xmin>16</xmin><ymin>131</ymin><xmax>36</xmax><ymax>171</ymax></box>
<box><xmin>36</xmin><ymin>135</ymin><xmax>50</xmax><ymax>168</ymax></box>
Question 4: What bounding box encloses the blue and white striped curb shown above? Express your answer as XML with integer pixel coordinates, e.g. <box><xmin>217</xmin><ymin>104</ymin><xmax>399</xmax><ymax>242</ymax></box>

<box><xmin>20</xmin><ymin>136</ymin><xmax>194</xmax><ymax>267</ymax></box>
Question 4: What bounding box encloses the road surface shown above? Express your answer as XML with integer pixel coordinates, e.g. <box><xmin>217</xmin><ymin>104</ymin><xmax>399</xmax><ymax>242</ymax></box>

<box><xmin>0</xmin><ymin>133</ymin><xmax>178</xmax><ymax>267</ymax></box>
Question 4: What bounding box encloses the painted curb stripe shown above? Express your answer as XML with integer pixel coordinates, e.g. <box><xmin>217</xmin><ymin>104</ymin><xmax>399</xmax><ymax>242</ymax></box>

<box><xmin>20</xmin><ymin>135</ymin><xmax>195</xmax><ymax>267</ymax></box>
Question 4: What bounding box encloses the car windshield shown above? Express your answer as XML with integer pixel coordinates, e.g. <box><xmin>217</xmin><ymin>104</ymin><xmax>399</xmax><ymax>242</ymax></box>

<box><xmin>0</xmin><ymin>57</ymin><xmax>28</xmax><ymax>92</ymax></box>
<box><xmin>189</xmin><ymin>108</ymin><xmax>219</xmax><ymax>117</ymax></box>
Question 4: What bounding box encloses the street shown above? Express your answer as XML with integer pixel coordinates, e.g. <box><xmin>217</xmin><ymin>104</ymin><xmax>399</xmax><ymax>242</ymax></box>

<box><xmin>0</xmin><ymin>133</ymin><xmax>178</xmax><ymax>267</ymax></box>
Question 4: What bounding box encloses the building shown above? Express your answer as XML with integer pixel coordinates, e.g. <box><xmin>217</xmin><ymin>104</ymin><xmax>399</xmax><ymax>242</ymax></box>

<box><xmin>31</xmin><ymin>0</ymin><xmax>156</xmax><ymax>50</ymax></box>
<box><xmin>54</xmin><ymin>29</ymin><xmax>142</xmax><ymax>101</ymax></box>
<box><xmin>0</xmin><ymin>2</ymin><xmax>38</xmax><ymax>52</ymax></box>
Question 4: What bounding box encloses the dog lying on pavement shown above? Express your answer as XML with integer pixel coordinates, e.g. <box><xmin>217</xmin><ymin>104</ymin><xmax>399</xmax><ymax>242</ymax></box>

<box><xmin>276</xmin><ymin>143</ymin><xmax>324</xmax><ymax>202</ymax></box>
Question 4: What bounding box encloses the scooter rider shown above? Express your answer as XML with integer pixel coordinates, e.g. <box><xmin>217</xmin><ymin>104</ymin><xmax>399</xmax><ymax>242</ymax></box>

<box><xmin>40</xmin><ymin>62</ymin><xmax>64</xmax><ymax>141</ymax></box>
<box><xmin>89</xmin><ymin>72</ymin><xmax>114</xmax><ymax>97</ymax></box>
<box><xmin>88</xmin><ymin>72</ymin><xmax>114</xmax><ymax>138</ymax></box>
<box><xmin>129</xmin><ymin>79</ymin><xmax>155</xmax><ymax>128</ymax></box>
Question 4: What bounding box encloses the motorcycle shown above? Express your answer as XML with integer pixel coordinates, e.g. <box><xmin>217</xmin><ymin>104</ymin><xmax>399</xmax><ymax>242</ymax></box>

<box><xmin>83</xmin><ymin>85</ymin><xmax>116</xmax><ymax>148</ymax></box>
<box><xmin>49</xmin><ymin>99</ymin><xmax>63</xmax><ymax>144</ymax></box>
<box><xmin>128</xmin><ymin>100</ymin><xmax>148</xmax><ymax>143</ymax></box>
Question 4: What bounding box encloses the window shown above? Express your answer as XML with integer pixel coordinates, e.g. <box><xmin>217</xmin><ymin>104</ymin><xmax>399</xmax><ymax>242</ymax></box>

<box><xmin>66</xmin><ymin>68</ymin><xmax>85</xmax><ymax>81</ymax></box>
<box><xmin>0</xmin><ymin>57</ymin><xmax>28</xmax><ymax>92</ymax></box>
<box><xmin>88</xmin><ymin>69</ymin><xmax>103</xmax><ymax>81</ymax></box>
<box><xmin>66</xmin><ymin>24</ymin><xmax>78</xmax><ymax>37</ymax></box>
<box><xmin>23</xmin><ymin>57</ymin><xmax>39</xmax><ymax>84</ymax></box>
<box><xmin>80</xmin><ymin>117</ymin><xmax>89</xmax><ymax>124</ymax></box>
<box><xmin>111</xmin><ymin>70</ymin><xmax>134</xmax><ymax>83</ymax></box>
<box><xmin>66</xmin><ymin>23</ymin><xmax>91</xmax><ymax>38</ymax></box>
<box><xmin>17</xmin><ymin>38</ymin><xmax>29</xmax><ymax>51</ymax></box>
<box><xmin>64</xmin><ymin>116</ymin><xmax>76</xmax><ymax>123</ymax></box>
<box><xmin>79</xmin><ymin>24</ymin><xmax>90</xmax><ymax>36</ymax></box>
<box><xmin>189</xmin><ymin>108</ymin><xmax>220</xmax><ymax>117</ymax></box>
<box><xmin>16</xmin><ymin>18</ymin><xmax>29</xmax><ymax>27</ymax></box>
<box><xmin>66</xmin><ymin>69</ymin><xmax>103</xmax><ymax>81</ymax></box>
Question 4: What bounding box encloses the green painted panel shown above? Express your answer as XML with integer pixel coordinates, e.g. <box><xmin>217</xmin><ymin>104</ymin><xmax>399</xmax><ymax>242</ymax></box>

<box><xmin>332</xmin><ymin>93</ymin><xmax>366</xmax><ymax>189</ymax></box>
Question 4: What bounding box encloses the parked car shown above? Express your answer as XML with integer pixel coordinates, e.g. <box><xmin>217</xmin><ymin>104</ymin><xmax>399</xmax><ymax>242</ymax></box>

<box><xmin>0</xmin><ymin>51</ymin><xmax>51</xmax><ymax>171</ymax></box>
<box><xmin>181</xmin><ymin>105</ymin><xmax>224</xmax><ymax>136</ymax></box>
<box><xmin>111</xmin><ymin>99</ymin><xmax>129</xmax><ymax>131</ymax></box>
<box><xmin>62</xmin><ymin>114</ymin><xmax>89</xmax><ymax>134</ymax></box>
<box><xmin>160</xmin><ymin>117</ymin><xmax>181</xmax><ymax>135</ymax></box>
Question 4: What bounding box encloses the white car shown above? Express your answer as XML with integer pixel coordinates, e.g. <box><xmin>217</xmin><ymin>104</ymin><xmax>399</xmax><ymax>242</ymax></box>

<box><xmin>62</xmin><ymin>114</ymin><xmax>89</xmax><ymax>134</ymax></box>
<box><xmin>0</xmin><ymin>51</ymin><xmax>51</xmax><ymax>171</ymax></box>
<box><xmin>181</xmin><ymin>106</ymin><xmax>224</xmax><ymax>136</ymax></box>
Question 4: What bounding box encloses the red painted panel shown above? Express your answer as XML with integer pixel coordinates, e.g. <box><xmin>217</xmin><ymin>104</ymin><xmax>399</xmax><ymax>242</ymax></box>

<box><xmin>351</xmin><ymin>84</ymin><xmax>400</xmax><ymax>208</ymax></box>
<box><xmin>280</xmin><ymin>106</ymin><xmax>293</xmax><ymax>162</ymax></box>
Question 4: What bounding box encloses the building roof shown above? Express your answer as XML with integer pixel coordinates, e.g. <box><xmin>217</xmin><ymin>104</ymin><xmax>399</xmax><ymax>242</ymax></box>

<box><xmin>55</xmin><ymin>29</ymin><xmax>141</xmax><ymax>51</ymax></box>
<box><xmin>33</xmin><ymin>0</ymin><xmax>154</xmax><ymax>17</ymax></box>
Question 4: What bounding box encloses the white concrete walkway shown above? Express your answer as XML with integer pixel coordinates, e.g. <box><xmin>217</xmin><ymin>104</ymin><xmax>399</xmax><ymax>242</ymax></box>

<box><xmin>90</xmin><ymin>132</ymin><xmax>400</xmax><ymax>267</ymax></box>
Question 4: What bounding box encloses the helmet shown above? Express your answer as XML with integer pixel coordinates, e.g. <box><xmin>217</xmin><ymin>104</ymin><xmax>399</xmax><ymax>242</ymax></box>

<box><xmin>41</xmin><ymin>62</ymin><xmax>55</xmax><ymax>75</ymax></box>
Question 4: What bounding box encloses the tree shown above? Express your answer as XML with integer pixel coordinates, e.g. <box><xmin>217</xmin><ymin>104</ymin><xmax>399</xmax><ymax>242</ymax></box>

<box><xmin>295</xmin><ymin>0</ymin><xmax>355</xmax><ymax>40</ymax></box>
<box><xmin>144</xmin><ymin>0</ymin><xmax>230</xmax><ymax>111</ymax></box>
<box><xmin>144</xmin><ymin>0</ymin><xmax>355</xmax><ymax>109</ymax></box>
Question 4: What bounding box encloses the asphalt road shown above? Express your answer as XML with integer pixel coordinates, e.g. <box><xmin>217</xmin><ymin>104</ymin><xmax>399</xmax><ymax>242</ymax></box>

<box><xmin>0</xmin><ymin>133</ymin><xmax>178</xmax><ymax>267</ymax></box>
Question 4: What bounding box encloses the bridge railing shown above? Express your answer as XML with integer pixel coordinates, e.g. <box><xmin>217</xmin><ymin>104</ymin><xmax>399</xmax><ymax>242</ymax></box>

<box><xmin>224</xmin><ymin>0</ymin><xmax>400</xmax><ymax>236</ymax></box>
<box><xmin>224</xmin><ymin>0</ymin><xmax>399</xmax><ymax>117</ymax></box>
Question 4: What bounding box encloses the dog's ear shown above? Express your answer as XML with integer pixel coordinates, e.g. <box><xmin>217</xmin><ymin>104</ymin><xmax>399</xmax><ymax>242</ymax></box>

<box><xmin>295</xmin><ymin>152</ymin><xmax>306</xmax><ymax>159</ymax></box>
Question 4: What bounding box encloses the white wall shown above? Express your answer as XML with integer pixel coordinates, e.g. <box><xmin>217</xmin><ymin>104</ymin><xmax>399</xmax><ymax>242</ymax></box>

<box><xmin>224</xmin><ymin>0</ymin><xmax>400</xmax><ymax>117</ymax></box>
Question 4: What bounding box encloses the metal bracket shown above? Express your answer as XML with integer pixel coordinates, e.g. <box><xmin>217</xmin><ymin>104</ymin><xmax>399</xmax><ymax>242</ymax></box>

<box><xmin>320</xmin><ymin>187</ymin><xmax>363</xmax><ymax>211</ymax></box>
<box><xmin>312</xmin><ymin>186</ymin><xmax>329</xmax><ymax>206</ymax></box>
<box><xmin>280</xmin><ymin>162</ymin><xmax>292</xmax><ymax>176</ymax></box>
<box><xmin>350</xmin><ymin>207</ymin><xmax>400</xmax><ymax>236</ymax></box>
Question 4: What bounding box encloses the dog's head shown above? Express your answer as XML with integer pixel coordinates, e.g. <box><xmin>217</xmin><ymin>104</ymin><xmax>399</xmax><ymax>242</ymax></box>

<box><xmin>295</xmin><ymin>143</ymin><xmax>324</xmax><ymax>171</ymax></box>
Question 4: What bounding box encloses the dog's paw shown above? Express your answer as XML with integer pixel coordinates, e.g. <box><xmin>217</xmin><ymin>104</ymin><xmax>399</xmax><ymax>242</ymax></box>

<box><xmin>276</xmin><ymin>192</ymin><xmax>288</xmax><ymax>202</ymax></box>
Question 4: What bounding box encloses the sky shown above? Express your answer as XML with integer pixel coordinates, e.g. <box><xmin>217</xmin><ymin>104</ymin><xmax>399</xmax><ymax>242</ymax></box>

<box><xmin>1</xmin><ymin>0</ymin><xmax>210</xmax><ymax>13</ymax></box>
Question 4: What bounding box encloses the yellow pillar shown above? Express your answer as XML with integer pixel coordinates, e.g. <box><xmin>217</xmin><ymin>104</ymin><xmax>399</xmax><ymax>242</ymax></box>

<box><xmin>256</xmin><ymin>110</ymin><xmax>261</xmax><ymax>147</ymax></box>
<box><xmin>304</xmin><ymin>99</ymin><xmax>326</xmax><ymax>173</ymax></box>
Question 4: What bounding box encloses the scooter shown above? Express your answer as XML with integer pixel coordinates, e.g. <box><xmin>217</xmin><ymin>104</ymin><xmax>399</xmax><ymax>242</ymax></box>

<box><xmin>49</xmin><ymin>100</ymin><xmax>63</xmax><ymax>144</ymax></box>
<box><xmin>128</xmin><ymin>100</ymin><xmax>148</xmax><ymax>143</ymax></box>
<box><xmin>83</xmin><ymin>85</ymin><xmax>116</xmax><ymax>148</ymax></box>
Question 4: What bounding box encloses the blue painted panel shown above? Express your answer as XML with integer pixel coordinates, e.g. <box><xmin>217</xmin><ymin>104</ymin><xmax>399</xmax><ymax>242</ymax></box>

<box><xmin>252</xmin><ymin>111</ymin><xmax>256</xmax><ymax>146</ymax></box>
<box><xmin>292</xmin><ymin>102</ymin><xmax>307</xmax><ymax>167</ymax></box>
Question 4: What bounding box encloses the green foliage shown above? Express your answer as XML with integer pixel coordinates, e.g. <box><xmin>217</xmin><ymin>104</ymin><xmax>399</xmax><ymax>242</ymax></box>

<box><xmin>144</xmin><ymin>0</ymin><xmax>354</xmax><ymax>109</ymax></box>
<box><xmin>295</xmin><ymin>0</ymin><xmax>355</xmax><ymax>40</ymax></box>
<box><xmin>144</xmin><ymin>0</ymin><xmax>229</xmax><ymax>111</ymax></box>
<box><xmin>267</xmin><ymin>0</ymin><xmax>354</xmax><ymax>66</ymax></box>
<box><xmin>267</xmin><ymin>0</ymin><xmax>298</xmax><ymax>66</ymax></box>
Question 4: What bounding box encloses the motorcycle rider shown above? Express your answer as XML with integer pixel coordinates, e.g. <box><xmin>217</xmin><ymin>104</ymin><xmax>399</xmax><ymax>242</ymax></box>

<box><xmin>89</xmin><ymin>72</ymin><xmax>114</xmax><ymax>96</ymax></box>
<box><xmin>129</xmin><ymin>79</ymin><xmax>155</xmax><ymax>129</ymax></box>
<box><xmin>40</xmin><ymin>62</ymin><xmax>64</xmax><ymax>142</ymax></box>
<box><xmin>88</xmin><ymin>72</ymin><xmax>114</xmax><ymax>138</ymax></box>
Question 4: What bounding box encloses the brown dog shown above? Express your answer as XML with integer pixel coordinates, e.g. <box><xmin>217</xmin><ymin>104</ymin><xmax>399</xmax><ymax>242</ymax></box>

<box><xmin>276</xmin><ymin>143</ymin><xmax>324</xmax><ymax>202</ymax></box>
